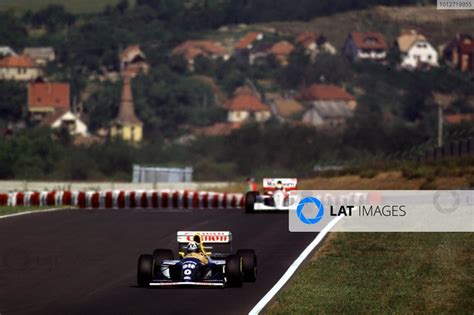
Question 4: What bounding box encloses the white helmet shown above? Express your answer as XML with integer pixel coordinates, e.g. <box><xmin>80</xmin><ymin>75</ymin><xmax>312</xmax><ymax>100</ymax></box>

<box><xmin>186</xmin><ymin>241</ymin><xmax>199</xmax><ymax>253</ymax></box>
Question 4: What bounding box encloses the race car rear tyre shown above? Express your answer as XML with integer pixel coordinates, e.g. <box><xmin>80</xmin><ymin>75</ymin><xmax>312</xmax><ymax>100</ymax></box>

<box><xmin>137</xmin><ymin>254</ymin><xmax>154</xmax><ymax>287</ymax></box>
<box><xmin>153</xmin><ymin>249</ymin><xmax>174</xmax><ymax>272</ymax></box>
<box><xmin>245</xmin><ymin>192</ymin><xmax>259</xmax><ymax>213</ymax></box>
<box><xmin>225</xmin><ymin>254</ymin><xmax>243</xmax><ymax>287</ymax></box>
<box><xmin>236</xmin><ymin>249</ymin><xmax>257</xmax><ymax>282</ymax></box>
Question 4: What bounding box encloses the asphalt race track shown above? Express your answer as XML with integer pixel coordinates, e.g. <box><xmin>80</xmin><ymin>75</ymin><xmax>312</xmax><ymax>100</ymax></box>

<box><xmin>0</xmin><ymin>208</ymin><xmax>317</xmax><ymax>314</ymax></box>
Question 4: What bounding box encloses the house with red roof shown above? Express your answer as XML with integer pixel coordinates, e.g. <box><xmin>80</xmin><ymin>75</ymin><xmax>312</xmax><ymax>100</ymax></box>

<box><xmin>225</xmin><ymin>87</ymin><xmax>271</xmax><ymax>123</ymax></box>
<box><xmin>235</xmin><ymin>32</ymin><xmax>264</xmax><ymax>50</ymax></box>
<box><xmin>0</xmin><ymin>55</ymin><xmax>42</xmax><ymax>81</ymax></box>
<box><xmin>119</xmin><ymin>45</ymin><xmax>150</xmax><ymax>78</ymax></box>
<box><xmin>343</xmin><ymin>32</ymin><xmax>387</xmax><ymax>62</ymax></box>
<box><xmin>269</xmin><ymin>41</ymin><xmax>295</xmax><ymax>66</ymax></box>
<box><xmin>28</xmin><ymin>82</ymin><xmax>70</xmax><ymax>121</ymax></box>
<box><xmin>172</xmin><ymin>40</ymin><xmax>229</xmax><ymax>71</ymax></box>
<box><xmin>295</xmin><ymin>32</ymin><xmax>336</xmax><ymax>61</ymax></box>
<box><xmin>444</xmin><ymin>113</ymin><xmax>474</xmax><ymax>124</ymax></box>
<box><xmin>443</xmin><ymin>34</ymin><xmax>474</xmax><ymax>75</ymax></box>
<box><xmin>297</xmin><ymin>84</ymin><xmax>356</xmax><ymax>128</ymax></box>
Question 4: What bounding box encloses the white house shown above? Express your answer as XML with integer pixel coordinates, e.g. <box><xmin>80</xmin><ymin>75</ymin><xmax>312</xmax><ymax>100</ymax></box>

<box><xmin>0</xmin><ymin>55</ymin><xmax>42</xmax><ymax>81</ymax></box>
<box><xmin>225</xmin><ymin>87</ymin><xmax>271</xmax><ymax>123</ymax></box>
<box><xmin>44</xmin><ymin>111</ymin><xmax>88</xmax><ymax>136</ymax></box>
<box><xmin>396</xmin><ymin>30</ymin><xmax>438</xmax><ymax>69</ymax></box>
<box><xmin>0</xmin><ymin>46</ymin><xmax>16</xmax><ymax>57</ymax></box>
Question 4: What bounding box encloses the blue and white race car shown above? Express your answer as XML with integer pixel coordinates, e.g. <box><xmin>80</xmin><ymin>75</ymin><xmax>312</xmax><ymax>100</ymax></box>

<box><xmin>137</xmin><ymin>231</ymin><xmax>257</xmax><ymax>287</ymax></box>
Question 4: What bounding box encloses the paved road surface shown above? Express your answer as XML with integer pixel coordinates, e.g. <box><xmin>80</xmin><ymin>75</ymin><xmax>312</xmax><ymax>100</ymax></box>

<box><xmin>0</xmin><ymin>208</ymin><xmax>317</xmax><ymax>314</ymax></box>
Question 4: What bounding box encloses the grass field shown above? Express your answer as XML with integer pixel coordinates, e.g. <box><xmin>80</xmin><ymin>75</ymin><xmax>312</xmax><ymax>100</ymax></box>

<box><xmin>0</xmin><ymin>0</ymin><xmax>135</xmax><ymax>14</ymax></box>
<box><xmin>267</xmin><ymin>232</ymin><xmax>474</xmax><ymax>314</ymax></box>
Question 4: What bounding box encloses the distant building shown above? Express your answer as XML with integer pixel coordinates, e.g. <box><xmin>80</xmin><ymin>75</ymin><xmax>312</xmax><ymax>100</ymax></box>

<box><xmin>23</xmin><ymin>47</ymin><xmax>55</xmax><ymax>66</ymax></box>
<box><xmin>267</xmin><ymin>94</ymin><xmax>304</xmax><ymax>120</ymax></box>
<box><xmin>343</xmin><ymin>32</ymin><xmax>387</xmax><ymax>62</ymax></box>
<box><xmin>0</xmin><ymin>55</ymin><xmax>42</xmax><ymax>81</ymax></box>
<box><xmin>442</xmin><ymin>34</ymin><xmax>474</xmax><ymax>75</ymax></box>
<box><xmin>444</xmin><ymin>113</ymin><xmax>474</xmax><ymax>124</ymax></box>
<box><xmin>42</xmin><ymin>110</ymin><xmax>88</xmax><ymax>136</ymax></box>
<box><xmin>28</xmin><ymin>82</ymin><xmax>70</xmax><ymax>121</ymax></box>
<box><xmin>119</xmin><ymin>45</ymin><xmax>150</xmax><ymax>78</ymax></box>
<box><xmin>295</xmin><ymin>32</ymin><xmax>336</xmax><ymax>61</ymax></box>
<box><xmin>0</xmin><ymin>46</ymin><xmax>16</xmax><ymax>57</ymax></box>
<box><xmin>235</xmin><ymin>32</ymin><xmax>264</xmax><ymax>50</ymax></box>
<box><xmin>172</xmin><ymin>40</ymin><xmax>229</xmax><ymax>71</ymax></box>
<box><xmin>395</xmin><ymin>30</ymin><xmax>438</xmax><ymax>69</ymax></box>
<box><xmin>269</xmin><ymin>41</ymin><xmax>295</xmax><ymax>66</ymax></box>
<box><xmin>195</xmin><ymin>122</ymin><xmax>242</xmax><ymax>137</ymax></box>
<box><xmin>297</xmin><ymin>84</ymin><xmax>356</xmax><ymax>128</ymax></box>
<box><xmin>110</xmin><ymin>76</ymin><xmax>143</xmax><ymax>143</ymax></box>
<box><xmin>225</xmin><ymin>87</ymin><xmax>271</xmax><ymax>123</ymax></box>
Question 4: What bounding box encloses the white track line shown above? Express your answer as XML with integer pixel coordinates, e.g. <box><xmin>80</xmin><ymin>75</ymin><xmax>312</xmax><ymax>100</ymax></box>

<box><xmin>0</xmin><ymin>207</ymin><xmax>70</xmax><ymax>220</ymax></box>
<box><xmin>248</xmin><ymin>215</ymin><xmax>344</xmax><ymax>315</ymax></box>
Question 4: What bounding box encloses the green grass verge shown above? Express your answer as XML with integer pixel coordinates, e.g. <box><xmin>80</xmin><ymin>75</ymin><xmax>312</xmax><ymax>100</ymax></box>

<box><xmin>0</xmin><ymin>206</ymin><xmax>67</xmax><ymax>216</ymax></box>
<box><xmin>267</xmin><ymin>233</ymin><xmax>473</xmax><ymax>314</ymax></box>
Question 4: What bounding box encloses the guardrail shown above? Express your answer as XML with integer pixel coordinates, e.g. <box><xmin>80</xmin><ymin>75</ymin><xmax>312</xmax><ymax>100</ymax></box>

<box><xmin>0</xmin><ymin>190</ymin><xmax>244</xmax><ymax>209</ymax></box>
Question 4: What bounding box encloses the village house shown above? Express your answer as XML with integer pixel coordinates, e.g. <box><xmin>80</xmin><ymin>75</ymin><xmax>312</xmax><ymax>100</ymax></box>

<box><xmin>442</xmin><ymin>34</ymin><xmax>474</xmax><ymax>75</ymax></box>
<box><xmin>0</xmin><ymin>55</ymin><xmax>42</xmax><ymax>81</ymax></box>
<box><xmin>109</xmin><ymin>76</ymin><xmax>143</xmax><ymax>143</ymax></box>
<box><xmin>266</xmin><ymin>93</ymin><xmax>304</xmax><ymax>121</ymax></box>
<box><xmin>235</xmin><ymin>32</ymin><xmax>264</xmax><ymax>51</ymax></box>
<box><xmin>23</xmin><ymin>47</ymin><xmax>55</xmax><ymax>66</ymax></box>
<box><xmin>28</xmin><ymin>82</ymin><xmax>70</xmax><ymax>121</ymax></box>
<box><xmin>172</xmin><ymin>40</ymin><xmax>229</xmax><ymax>71</ymax></box>
<box><xmin>343</xmin><ymin>32</ymin><xmax>387</xmax><ymax>62</ymax></box>
<box><xmin>269</xmin><ymin>41</ymin><xmax>295</xmax><ymax>66</ymax></box>
<box><xmin>295</xmin><ymin>32</ymin><xmax>336</xmax><ymax>61</ymax></box>
<box><xmin>225</xmin><ymin>87</ymin><xmax>271</xmax><ymax>123</ymax></box>
<box><xmin>297</xmin><ymin>84</ymin><xmax>356</xmax><ymax>128</ymax></box>
<box><xmin>119</xmin><ymin>45</ymin><xmax>150</xmax><ymax>78</ymax></box>
<box><xmin>395</xmin><ymin>30</ymin><xmax>438</xmax><ymax>69</ymax></box>
<box><xmin>0</xmin><ymin>46</ymin><xmax>16</xmax><ymax>57</ymax></box>
<box><xmin>234</xmin><ymin>32</ymin><xmax>265</xmax><ymax>63</ymax></box>
<box><xmin>42</xmin><ymin>110</ymin><xmax>88</xmax><ymax>136</ymax></box>
<box><xmin>444</xmin><ymin>113</ymin><xmax>474</xmax><ymax>124</ymax></box>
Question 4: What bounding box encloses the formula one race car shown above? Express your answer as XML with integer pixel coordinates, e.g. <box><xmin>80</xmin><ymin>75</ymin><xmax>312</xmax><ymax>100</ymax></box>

<box><xmin>137</xmin><ymin>231</ymin><xmax>257</xmax><ymax>287</ymax></box>
<box><xmin>245</xmin><ymin>178</ymin><xmax>298</xmax><ymax>213</ymax></box>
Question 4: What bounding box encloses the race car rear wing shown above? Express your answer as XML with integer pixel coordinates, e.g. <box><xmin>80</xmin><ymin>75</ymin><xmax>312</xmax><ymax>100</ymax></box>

<box><xmin>177</xmin><ymin>231</ymin><xmax>232</xmax><ymax>243</ymax></box>
<box><xmin>177</xmin><ymin>231</ymin><xmax>232</xmax><ymax>258</ymax></box>
<box><xmin>263</xmin><ymin>178</ymin><xmax>298</xmax><ymax>191</ymax></box>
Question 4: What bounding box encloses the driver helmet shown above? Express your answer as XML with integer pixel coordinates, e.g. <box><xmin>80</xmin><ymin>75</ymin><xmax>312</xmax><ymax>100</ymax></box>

<box><xmin>186</xmin><ymin>241</ymin><xmax>199</xmax><ymax>254</ymax></box>
<box><xmin>276</xmin><ymin>180</ymin><xmax>283</xmax><ymax>190</ymax></box>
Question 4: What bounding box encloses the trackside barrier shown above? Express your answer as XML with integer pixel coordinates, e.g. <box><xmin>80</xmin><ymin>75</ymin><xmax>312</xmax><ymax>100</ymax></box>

<box><xmin>1</xmin><ymin>190</ymin><xmax>244</xmax><ymax>209</ymax></box>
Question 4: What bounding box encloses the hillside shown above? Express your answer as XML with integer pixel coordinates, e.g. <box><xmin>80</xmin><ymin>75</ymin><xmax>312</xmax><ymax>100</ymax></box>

<box><xmin>258</xmin><ymin>5</ymin><xmax>474</xmax><ymax>49</ymax></box>
<box><xmin>0</xmin><ymin>0</ymin><xmax>135</xmax><ymax>14</ymax></box>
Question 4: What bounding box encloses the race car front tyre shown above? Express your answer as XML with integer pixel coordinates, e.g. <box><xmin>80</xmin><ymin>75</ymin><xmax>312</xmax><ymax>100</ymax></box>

<box><xmin>245</xmin><ymin>191</ymin><xmax>259</xmax><ymax>213</ymax></box>
<box><xmin>137</xmin><ymin>254</ymin><xmax>154</xmax><ymax>287</ymax></box>
<box><xmin>153</xmin><ymin>249</ymin><xmax>174</xmax><ymax>274</ymax></box>
<box><xmin>236</xmin><ymin>249</ymin><xmax>257</xmax><ymax>282</ymax></box>
<box><xmin>225</xmin><ymin>254</ymin><xmax>243</xmax><ymax>287</ymax></box>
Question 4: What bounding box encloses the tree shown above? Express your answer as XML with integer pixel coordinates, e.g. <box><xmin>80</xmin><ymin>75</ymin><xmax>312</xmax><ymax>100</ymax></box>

<box><xmin>31</xmin><ymin>5</ymin><xmax>75</xmax><ymax>33</ymax></box>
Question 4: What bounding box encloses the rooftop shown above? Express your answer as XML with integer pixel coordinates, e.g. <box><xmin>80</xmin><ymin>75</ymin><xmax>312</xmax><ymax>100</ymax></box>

<box><xmin>28</xmin><ymin>82</ymin><xmax>70</xmax><ymax>110</ymax></box>
<box><xmin>350</xmin><ymin>32</ymin><xmax>387</xmax><ymax>50</ymax></box>
<box><xmin>0</xmin><ymin>55</ymin><xmax>36</xmax><ymax>68</ymax></box>
<box><xmin>297</xmin><ymin>84</ymin><xmax>355</xmax><ymax>102</ymax></box>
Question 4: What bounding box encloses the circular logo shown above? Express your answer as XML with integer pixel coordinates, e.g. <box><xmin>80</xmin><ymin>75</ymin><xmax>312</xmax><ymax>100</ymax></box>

<box><xmin>433</xmin><ymin>191</ymin><xmax>460</xmax><ymax>214</ymax></box>
<box><xmin>297</xmin><ymin>197</ymin><xmax>324</xmax><ymax>225</ymax></box>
